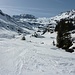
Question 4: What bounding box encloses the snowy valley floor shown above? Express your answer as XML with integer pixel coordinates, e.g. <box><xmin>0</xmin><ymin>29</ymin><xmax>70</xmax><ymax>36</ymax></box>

<box><xmin>0</xmin><ymin>33</ymin><xmax>75</xmax><ymax>75</ymax></box>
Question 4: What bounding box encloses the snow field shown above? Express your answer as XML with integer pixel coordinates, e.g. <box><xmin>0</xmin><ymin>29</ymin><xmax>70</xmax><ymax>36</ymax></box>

<box><xmin>0</xmin><ymin>32</ymin><xmax>75</xmax><ymax>75</ymax></box>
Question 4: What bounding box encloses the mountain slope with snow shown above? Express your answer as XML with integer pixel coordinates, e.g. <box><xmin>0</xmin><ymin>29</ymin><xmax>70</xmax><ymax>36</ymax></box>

<box><xmin>0</xmin><ymin>10</ymin><xmax>24</xmax><ymax>32</ymax></box>
<box><xmin>0</xmin><ymin>9</ymin><xmax>75</xmax><ymax>75</ymax></box>
<box><xmin>0</xmin><ymin>10</ymin><xmax>40</xmax><ymax>38</ymax></box>
<box><xmin>17</xmin><ymin>10</ymin><xmax>75</xmax><ymax>25</ymax></box>
<box><xmin>0</xmin><ymin>32</ymin><xmax>75</xmax><ymax>75</ymax></box>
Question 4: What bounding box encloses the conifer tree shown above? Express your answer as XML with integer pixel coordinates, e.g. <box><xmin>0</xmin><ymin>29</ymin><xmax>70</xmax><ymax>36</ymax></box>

<box><xmin>55</xmin><ymin>19</ymin><xmax>73</xmax><ymax>49</ymax></box>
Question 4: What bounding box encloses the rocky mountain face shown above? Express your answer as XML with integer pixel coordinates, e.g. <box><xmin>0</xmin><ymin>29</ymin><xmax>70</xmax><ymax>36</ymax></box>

<box><xmin>13</xmin><ymin>14</ymin><xmax>36</xmax><ymax>21</ymax></box>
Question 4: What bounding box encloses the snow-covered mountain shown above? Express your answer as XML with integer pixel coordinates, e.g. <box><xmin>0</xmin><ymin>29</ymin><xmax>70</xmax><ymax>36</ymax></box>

<box><xmin>50</xmin><ymin>9</ymin><xmax>75</xmax><ymax>22</ymax></box>
<box><xmin>12</xmin><ymin>10</ymin><xmax>75</xmax><ymax>33</ymax></box>
<box><xmin>0</xmin><ymin>9</ymin><xmax>75</xmax><ymax>38</ymax></box>
<box><xmin>40</xmin><ymin>10</ymin><xmax>75</xmax><ymax>23</ymax></box>
<box><xmin>0</xmin><ymin>10</ymin><xmax>41</xmax><ymax>38</ymax></box>
<box><xmin>13</xmin><ymin>14</ymin><xmax>36</xmax><ymax>21</ymax></box>
<box><xmin>12</xmin><ymin>14</ymin><xmax>44</xmax><ymax>32</ymax></box>
<box><xmin>0</xmin><ymin>10</ymin><xmax>25</xmax><ymax>32</ymax></box>
<box><xmin>16</xmin><ymin>10</ymin><xmax>75</xmax><ymax>24</ymax></box>
<box><xmin>0</xmin><ymin>9</ymin><xmax>75</xmax><ymax>75</ymax></box>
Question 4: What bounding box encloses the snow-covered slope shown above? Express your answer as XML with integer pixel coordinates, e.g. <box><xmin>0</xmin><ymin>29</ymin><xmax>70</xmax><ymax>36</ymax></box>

<box><xmin>50</xmin><ymin>10</ymin><xmax>75</xmax><ymax>22</ymax></box>
<box><xmin>13</xmin><ymin>14</ymin><xmax>43</xmax><ymax>29</ymax></box>
<box><xmin>36</xmin><ymin>10</ymin><xmax>75</xmax><ymax>25</ymax></box>
<box><xmin>0</xmin><ymin>10</ymin><xmax>24</xmax><ymax>32</ymax></box>
<box><xmin>0</xmin><ymin>9</ymin><xmax>75</xmax><ymax>75</ymax></box>
<box><xmin>0</xmin><ymin>32</ymin><xmax>75</xmax><ymax>75</ymax></box>
<box><xmin>0</xmin><ymin>10</ymin><xmax>39</xmax><ymax>38</ymax></box>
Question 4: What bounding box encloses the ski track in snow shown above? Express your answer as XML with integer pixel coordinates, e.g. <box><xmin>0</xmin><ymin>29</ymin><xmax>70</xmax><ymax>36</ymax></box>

<box><xmin>0</xmin><ymin>33</ymin><xmax>75</xmax><ymax>75</ymax></box>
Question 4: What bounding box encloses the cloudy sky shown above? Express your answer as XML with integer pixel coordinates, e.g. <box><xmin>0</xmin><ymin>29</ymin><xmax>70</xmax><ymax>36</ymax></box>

<box><xmin>0</xmin><ymin>0</ymin><xmax>75</xmax><ymax>17</ymax></box>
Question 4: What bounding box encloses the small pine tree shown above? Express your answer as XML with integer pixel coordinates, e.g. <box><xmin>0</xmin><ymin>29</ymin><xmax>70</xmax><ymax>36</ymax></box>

<box><xmin>21</xmin><ymin>36</ymin><xmax>26</xmax><ymax>40</ymax></box>
<box><xmin>55</xmin><ymin>19</ymin><xmax>73</xmax><ymax>50</ymax></box>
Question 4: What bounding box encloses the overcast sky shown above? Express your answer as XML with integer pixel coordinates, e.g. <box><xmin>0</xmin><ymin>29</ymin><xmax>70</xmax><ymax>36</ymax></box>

<box><xmin>0</xmin><ymin>0</ymin><xmax>75</xmax><ymax>17</ymax></box>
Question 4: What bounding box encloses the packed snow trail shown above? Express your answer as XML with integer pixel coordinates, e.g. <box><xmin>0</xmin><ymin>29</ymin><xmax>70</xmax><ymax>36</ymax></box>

<box><xmin>0</xmin><ymin>33</ymin><xmax>75</xmax><ymax>75</ymax></box>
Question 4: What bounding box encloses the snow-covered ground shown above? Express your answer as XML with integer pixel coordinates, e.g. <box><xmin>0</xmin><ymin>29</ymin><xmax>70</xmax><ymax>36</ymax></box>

<box><xmin>0</xmin><ymin>9</ymin><xmax>75</xmax><ymax>75</ymax></box>
<box><xmin>0</xmin><ymin>32</ymin><xmax>75</xmax><ymax>75</ymax></box>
